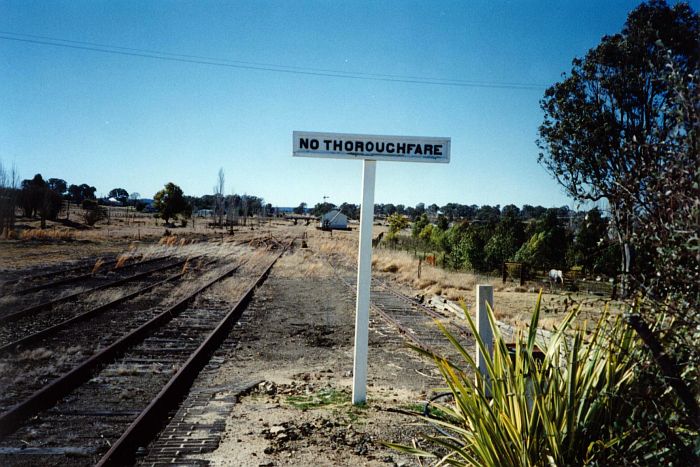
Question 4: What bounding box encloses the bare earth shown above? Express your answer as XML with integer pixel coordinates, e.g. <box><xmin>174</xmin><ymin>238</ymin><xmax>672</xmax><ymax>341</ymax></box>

<box><xmin>139</xmin><ymin>244</ymin><xmax>443</xmax><ymax>466</ymax></box>
<box><xmin>2</xmin><ymin>220</ymin><xmax>622</xmax><ymax>466</ymax></box>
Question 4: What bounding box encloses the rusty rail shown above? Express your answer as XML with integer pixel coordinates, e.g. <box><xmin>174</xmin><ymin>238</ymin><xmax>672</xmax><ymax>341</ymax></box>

<box><xmin>0</xmin><ymin>257</ymin><xmax>189</xmax><ymax>323</ymax></box>
<box><xmin>0</xmin><ymin>260</ymin><xmax>244</xmax><ymax>438</ymax></box>
<box><xmin>96</xmin><ymin>241</ymin><xmax>291</xmax><ymax>466</ymax></box>
<box><xmin>0</xmin><ymin>256</ymin><xmax>210</xmax><ymax>354</ymax></box>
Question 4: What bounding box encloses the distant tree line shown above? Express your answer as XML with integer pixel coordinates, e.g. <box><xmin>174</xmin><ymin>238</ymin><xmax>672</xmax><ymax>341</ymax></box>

<box><xmin>382</xmin><ymin>205</ymin><xmax>617</xmax><ymax>277</ymax></box>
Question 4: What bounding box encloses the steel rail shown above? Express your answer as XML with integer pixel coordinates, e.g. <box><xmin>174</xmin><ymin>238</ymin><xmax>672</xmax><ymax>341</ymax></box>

<box><xmin>0</xmin><ymin>255</ymin><xmax>210</xmax><ymax>354</ymax></box>
<box><xmin>12</xmin><ymin>254</ymin><xmax>163</xmax><ymax>296</ymax></box>
<box><xmin>0</xmin><ymin>256</ymin><xmax>117</xmax><ymax>287</ymax></box>
<box><xmin>372</xmin><ymin>277</ymin><xmax>473</xmax><ymax>338</ymax></box>
<box><xmin>96</xmin><ymin>241</ymin><xmax>291</xmax><ymax>466</ymax></box>
<box><xmin>3</xmin><ymin>238</ymin><xmax>209</xmax><ymax>290</ymax></box>
<box><xmin>0</xmin><ymin>257</ymin><xmax>190</xmax><ymax>324</ymax></box>
<box><xmin>332</xmin><ymin>271</ymin><xmax>437</xmax><ymax>354</ymax></box>
<box><xmin>0</xmin><ymin>260</ymin><xmax>245</xmax><ymax>438</ymax></box>
<box><xmin>326</xmin><ymin>256</ymin><xmax>462</xmax><ymax>361</ymax></box>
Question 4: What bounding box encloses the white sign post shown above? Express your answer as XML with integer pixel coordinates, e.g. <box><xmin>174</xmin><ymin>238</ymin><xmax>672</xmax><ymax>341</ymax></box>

<box><xmin>293</xmin><ymin>131</ymin><xmax>450</xmax><ymax>404</ymax></box>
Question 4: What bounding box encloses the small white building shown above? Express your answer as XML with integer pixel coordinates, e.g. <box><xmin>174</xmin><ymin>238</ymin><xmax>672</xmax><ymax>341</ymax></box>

<box><xmin>196</xmin><ymin>209</ymin><xmax>214</xmax><ymax>217</ymax></box>
<box><xmin>319</xmin><ymin>209</ymin><xmax>348</xmax><ymax>230</ymax></box>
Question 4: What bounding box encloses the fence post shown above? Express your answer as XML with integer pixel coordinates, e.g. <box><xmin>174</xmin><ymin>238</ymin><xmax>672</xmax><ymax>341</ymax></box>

<box><xmin>476</xmin><ymin>284</ymin><xmax>494</xmax><ymax>397</ymax></box>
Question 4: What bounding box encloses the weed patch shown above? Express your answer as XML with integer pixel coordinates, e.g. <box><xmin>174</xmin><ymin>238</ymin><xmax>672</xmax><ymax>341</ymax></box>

<box><xmin>285</xmin><ymin>387</ymin><xmax>350</xmax><ymax>410</ymax></box>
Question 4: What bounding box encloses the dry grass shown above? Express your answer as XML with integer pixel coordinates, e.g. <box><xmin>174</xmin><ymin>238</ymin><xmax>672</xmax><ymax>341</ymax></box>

<box><xmin>313</xmin><ymin>234</ymin><xmax>500</xmax><ymax>301</ymax></box>
<box><xmin>91</xmin><ymin>258</ymin><xmax>105</xmax><ymax>274</ymax></box>
<box><xmin>19</xmin><ymin>229</ymin><xmax>75</xmax><ymax>241</ymax></box>
<box><xmin>80</xmin><ymin>284</ymin><xmax>144</xmax><ymax>308</ymax></box>
<box><xmin>372</xmin><ymin>249</ymin><xmax>501</xmax><ymax>301</ymax></box>
<box><xmin>16</xmin><ymin>347</ymin><xmax>54</xmax><ymax>361</ymax></box>
<box><xmin>308</xmin><ymin>234</ymin><xmax>623</xmax><ymax>331</ymax></box>
<box><xmin>274</xmin><ymin>248</ymin><xmax>334</xmax><ymax>278</ymax></box>
<box><xmin>0</xmin><ymin>345</ymin><xmax>85</xmax><ymax>394</ymax></box>
<box><xmin>115</xmin><ymin>254</ymin><xmax>129</xmax><ymax>269</ymax></box>
<box><xmin>158</xmin><ymin>235</ymin><xmax>179</xmax><ymax>246</ymax></box>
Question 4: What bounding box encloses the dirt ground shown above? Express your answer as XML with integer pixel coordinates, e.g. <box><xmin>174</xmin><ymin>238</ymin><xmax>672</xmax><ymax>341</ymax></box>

<box><xmin>163</xmin><ymin>230</ymin><xmax>621</xmax><ymax>466</ymax></box>
<box><xmin>1</xmin><ymin>220</ymin><xmax>622</xmax><ymax>466</ymax></box>
<box><xmin>190</xmin><ymin>251</ymin><xmax>436</xmax><ymax>467</ymax></box>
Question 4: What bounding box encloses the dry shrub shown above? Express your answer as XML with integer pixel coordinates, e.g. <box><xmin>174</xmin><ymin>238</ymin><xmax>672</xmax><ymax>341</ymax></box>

<box><xmin>158</xmin><ymin>235</ymin><xmax>178</xmax><ymax>246</ymax></box>
<box><xmin>373</xmin><ymin>248</ymin><xmax>501</xmax><ymax>300</ymax></box>
<box><xmin>92</xmin><ymin>258</ymin><xmax>105</xmax><ymax>274</ymax></box>
<box><xmin>115</xmin><ymin>254</ymin><xmax>129</xmax><ymax>269</ymax></box>
<box><xmin>18</xmin><ymin>229</ymin><xmax>75</xmax><ymax>241</ymax></box>
<box><xmin>275</xmin><ymin>248</ymin><xmax>333</xmax><ymax>278</ymax></box>
<box><xmin>182</xmin><ymin>258</ymin><xmax>190</xmax><ymax>273</ymax></box>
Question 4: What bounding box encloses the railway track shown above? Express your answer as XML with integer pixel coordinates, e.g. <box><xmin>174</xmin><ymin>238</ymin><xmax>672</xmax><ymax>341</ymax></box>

<box><xmin>0</xmin><ymin>254</ymin><xmax>123</xmax><ymax>288</ymax></box>
<box><xmin>0</xmin><ymin>258</ymin><xmax>200</xmax><ymax>353</ymax></box>
<box><xmin>0</xmin><ymin>256</ymin><xmax>196</xmax><ymax>325</ymax></box>
<box><xmin>0</xmin><ymin>257</ymin><xmax>219</xmax><ymax>415</ymax></box>
<box><xmin>326</xmin><ymin>254</ymin><xmax>474</xmax><ymax>365</ymax></box>
<box><xmin>0</xmin><ymin>240</ymin><xmax>252</xmax><ymax>328</ymax></box>
<box><xmin>0</xmin><ymin>238</ymin><xmax>291</xmax><ymax>466</ymax></box>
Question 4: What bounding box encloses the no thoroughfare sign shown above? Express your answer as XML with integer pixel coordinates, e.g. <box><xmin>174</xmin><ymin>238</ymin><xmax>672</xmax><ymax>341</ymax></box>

<box><xmin>293</xmin><ymin>131</ymin><xmax>450</xmax><ymax>163</ymax></box>
<box><xmin>293</xmin><ymin>130</ymin><xmax>451</xmax><ymax>404</ymax></box>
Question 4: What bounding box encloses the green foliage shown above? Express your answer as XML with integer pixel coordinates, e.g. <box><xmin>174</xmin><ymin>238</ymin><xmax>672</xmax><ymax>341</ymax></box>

<box><xmin>108</xmin><ymin>188</ymin><xmax>129</xmax><ymax>204</ymax></box>
<box><xmin>389</xmin><ymin>297</ymin><xmax>652</xmax><ymax>466</ymax></box>
<box><xmin>47</xmin><ymin>178</ymin><xmax>67</xmax><ymax>196</ymax></box>
<box><xmin>567</xmin><ymin>208</ymin><xmax>617</xmax><ymax>275</ymax></box>
<box><xmin>285</xmin><ymin>387</ymin><xmax>349</xmax><ymax>410</ymax></box>
<box><xmin>311</xmin><ymin>201</ymin><xmax>336</xmax><ymax>217</ymax></box>
<box><xmin>412</xmin><ymin>213</ymin><xmax>430</xmax><ymax>238</ymax></box>
<box><xmin>418</xmin><ymin>223</ymin><xmax>433</xmax><ymax>242</ymax></box>
<box><xmin>293</xmin><ymin>202</ymin><xmax>307</xmax><ymax>215</ymax></box>
<box><xmin>18</xmin><ymin>174</ymin><xmax>63</xmax><ymax>226</ymax></box>
<box><xmin>483</xmin><ymin>213</ymin><xmax>525</xmax><ymax>271</ymax></box>
<box><xmin>451</xmin><ymin>224</ymin><xmax>489</xmax><ymax>271</ymax></box>
<box><xmin>387</xmin><ymin>213</ymin><xmax>409</xmax><ymax>234</ymax></box>
<box><xmin>153</xmin><ymin>182</ymin><xmax>190</xmax><ymax>224</ymax></box>
<box><xmin>67</xmin><ymin>183</ymin><xmax>96</xmax><ymax>203</ymax></box>
<box><xmin>81</xmin><ymin>199</ymin><xmax>106</xmax><ymax>226</ymax></box>
<box><xmin>538</xmin><ymin>0</ymin><xmax>699</xmax><ymax>450</ymax></box>
<box><xmin>515</xmin><ymin>210</ymin><xmax>567</xmax><ymax>270</ymax></box>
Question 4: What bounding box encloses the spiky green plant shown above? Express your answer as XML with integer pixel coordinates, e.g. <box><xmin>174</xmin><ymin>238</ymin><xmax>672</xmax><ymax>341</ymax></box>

<box><xmin>388</xmin><ymin>294</ymin><xmax>642</xmax><ymax>466</ymax></box>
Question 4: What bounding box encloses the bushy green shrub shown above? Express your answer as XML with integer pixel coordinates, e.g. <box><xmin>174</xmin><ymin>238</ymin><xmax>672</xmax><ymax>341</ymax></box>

<box><xmin>388</xmin><ymin>297</ymin><xmax>655</xmax><ymax>465</ymax></box>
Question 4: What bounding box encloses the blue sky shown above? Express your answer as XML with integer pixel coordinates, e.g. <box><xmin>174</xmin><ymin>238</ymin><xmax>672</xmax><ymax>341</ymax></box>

<box><xmin>1</xmin><ymin>0</ymin><xmax>686</xmax><ymax>208</ymax></box>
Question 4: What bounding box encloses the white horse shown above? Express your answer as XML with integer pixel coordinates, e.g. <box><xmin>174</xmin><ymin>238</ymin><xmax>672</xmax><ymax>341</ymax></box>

<box><xmin>548</xmin><ymin>269</ymin><xmax>564</xmax><ymax>290</ymax></box>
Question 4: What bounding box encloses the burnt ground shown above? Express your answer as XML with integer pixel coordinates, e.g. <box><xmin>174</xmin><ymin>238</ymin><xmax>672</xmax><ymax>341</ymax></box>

<box><xmin>139</xmin><ymin>245</ymin><xmax>446</xmax><ymax>467</ymax></box>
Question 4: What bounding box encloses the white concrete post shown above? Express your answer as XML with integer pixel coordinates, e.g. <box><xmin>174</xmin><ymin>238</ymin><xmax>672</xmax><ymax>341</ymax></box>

<box><xmin>476</xmin><ymin>284</ymin><xmax>494</xmax><ymax>397</ymax></box>
<box><xmin>352</xmin><ymin>159</ymin><xmax>376</xmax><ymax>405</ymax></box>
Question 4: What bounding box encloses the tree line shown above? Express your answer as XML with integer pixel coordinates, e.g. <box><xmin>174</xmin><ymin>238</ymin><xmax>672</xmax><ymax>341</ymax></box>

<box><xmin>381</xmin><ymin>205</ymin><xmax>616</xmax><ymax>277</ymax></box>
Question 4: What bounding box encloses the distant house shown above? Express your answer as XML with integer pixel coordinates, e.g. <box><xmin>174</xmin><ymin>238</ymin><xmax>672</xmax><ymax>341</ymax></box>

<box><xmin>319</xmin><ymin>209</ymin><xmax>348</xmax><ymax>230</ymax></box>
<box><xmin>196</xmin><ymin>209</ymin><xmax>214</xmax><ymax>217</ymax></box>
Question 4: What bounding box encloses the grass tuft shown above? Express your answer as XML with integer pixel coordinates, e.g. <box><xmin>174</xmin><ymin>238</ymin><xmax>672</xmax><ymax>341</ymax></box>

<box><xmin>115</xmin><ymin>254</ymin><xmax>129</xmax><ymax>269</ymax></box>
<box><xmin>91</xmin><ymin>258</ymin><xmax>105</xmax><ymax>274</ymax></box>
<box><xmin>285</xmin><ymin>387</ymin><xmax>350</xmax><ymax>410</ymax></box>
<box><xmin>18</xmin><ymin>229</ymin><xmax>75</xmax><ymax>241</ymax></box>
<box><xmin>390</xmin><ymin>295</ymin><xmax>643</xmax><ymax>465</ymax></box>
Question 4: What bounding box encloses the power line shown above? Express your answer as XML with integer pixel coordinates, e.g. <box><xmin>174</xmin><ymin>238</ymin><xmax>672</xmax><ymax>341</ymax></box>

<box><xmin>0</xmin><ymin>31</ymin><xmax>547</xmax><ymax>90</ymax></box>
